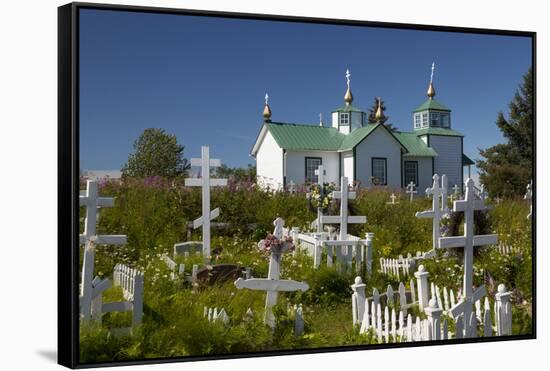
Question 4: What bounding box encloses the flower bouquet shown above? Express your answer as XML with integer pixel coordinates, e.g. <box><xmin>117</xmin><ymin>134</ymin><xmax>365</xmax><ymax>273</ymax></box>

<box><xmin>258</xmin><ymin>233</ymin><xmax>295</xmax><ymax>254</ymax></box>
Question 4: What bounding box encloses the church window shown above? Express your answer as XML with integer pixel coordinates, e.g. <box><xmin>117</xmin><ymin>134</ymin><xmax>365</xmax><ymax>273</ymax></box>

<box><xmin>404</xmin><ymin>161</ymin><xmax>418</xmax><ymax>186</ymax></box>
<box><xmin>430</xmin><ymin>112</ymin><xmax>440</xmax><ymax>127</ymax></box>
<box><xmin>371</xmin><ymin>157</ymin><xmax>387</xmax><ymax>185</ymax></box>
<box><xmin>421</xmin><ymin>112</ymin><xmax>428</xmax><ymax>127</ymax></box>
<box><xmin>441</xmin><ymin>113</ymin><xmax>450</xmax><ymax>128</ymax></box>
<box><xmin>305</xmin><ymin>157</ymin><xmax>322</xmax><ymax>184</ymax></box>
<box><xmin>414</xmin><ymin>114</ymin><xmax>421</xmax><ymax>129</ymax></box>
<box><xmin>340</xmin><ymin>113</ymin><xmax>349</xmax><ymax>125</ymax></box>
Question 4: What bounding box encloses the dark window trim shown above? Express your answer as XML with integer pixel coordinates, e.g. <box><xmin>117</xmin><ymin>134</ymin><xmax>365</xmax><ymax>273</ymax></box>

<box><xmin>305</xmin><ymin>156</ymin><xmax>323</xmax><ymax>184</ymax></box>
<box><xmin>371</xmin><ymin>157</ymin><xmax>388</xmax><ymax>186</ymax></box>
<box><xmin>282</xmin><ymin>149</ymin><xmax>286</xmax><ymax>189</ymax></box>
<box><xmin>404</xmin><ymin>160</ymin><xmax>419</xmax><ymax>187</ymax></box>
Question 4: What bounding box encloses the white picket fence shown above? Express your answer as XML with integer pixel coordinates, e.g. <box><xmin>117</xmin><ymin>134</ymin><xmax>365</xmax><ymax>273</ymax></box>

<box><xmin>204</xmin><ymin>307</ymin><xmax>229</xmax><ymax>325</ymax></box>
<box><xmin>162</xmin><ymin>254</ymin><xmax>186</xmax><ymax>280</ymax></box>
<box><xmin>109</xmin><ymin>264</ymin><xmax>144</xmax><ymax>329</ymax></box>
<box><xmin>351</xmin><ymin>268</ymin><xmax>513</xmax><ymax>343</ymax></box>
<box><xmin>202</xmin><ymin>305</ymin><xmax>305</xmax><ymax>336</ymax></box>
<box><xmin>378</xmin><ymin>250</ymin><xmax>435</xmax><ymax>279</ymax></box>
<box><xmin>496</xmin><ymin>242</ymin><xmax>522</xmax><ymax>256</ymax></box>
<box><xmin>379</xmin><ymin>256</ymin><xmax>413</xmax><ymax>279</ymax></box>
<box><xmin>287</xmin><ymin>228</ymin><xmax>373</xmax><ymax>274</ymax></box>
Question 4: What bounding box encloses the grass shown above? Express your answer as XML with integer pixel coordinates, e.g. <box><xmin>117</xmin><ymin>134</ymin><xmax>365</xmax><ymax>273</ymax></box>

<box><xmin>79</xmin><ymin>182</ymin><xmax>533</xmax><ymax>363</ymax></box>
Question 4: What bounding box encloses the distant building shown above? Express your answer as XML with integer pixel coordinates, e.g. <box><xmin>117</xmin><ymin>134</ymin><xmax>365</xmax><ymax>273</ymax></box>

<box><xmin>251</xmin><ymin>66</ymin><xmax>474</xmax><ymax>195</ymax></box>
<box><xmin>81</xmin><ymin>170</ymin><xmax>122</xmax><ymax>182</ymax></box>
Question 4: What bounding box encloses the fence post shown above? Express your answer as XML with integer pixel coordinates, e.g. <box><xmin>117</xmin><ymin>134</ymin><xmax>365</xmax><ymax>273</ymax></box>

<box><xmin>495</xmin><ymin>284</ymin><xmax>512</xmax><ymax>336</ymax></box>
<box><xmin>351</xmin><ymin>276</ymin><xmax>366</xmax><ymax>325</ymax></box>
<box><xmin>424</xmin><ymin>298</ymin><xmax>443</xmax><ymax>340</ymax></box>
<box><xmin>291</xmin><ymin>227</ymin><xmax>300</xmax><ymax>256</ymax></box>
<box><xmin>365</xmin><ymin>233</ymin><xmax>374</xmax><ymax>277</ymax></box>
<box><xmin>132</xmin><ymin>271</ymin><xmax>144</xmax><ymax>326</ymax></box>
<box><xmin>414</xmin><ymin>265</ymin><xmax>430</xmax><ymax>311</ymax></box>
<box><xmin>295</xmin><ymin>304</ymin><xmax>304</xmax><ymax>336</ymax></box>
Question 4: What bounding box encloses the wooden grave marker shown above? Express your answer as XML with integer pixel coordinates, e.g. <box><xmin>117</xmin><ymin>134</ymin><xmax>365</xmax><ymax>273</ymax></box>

<box><xmin>185</xmin><ymin>146</ymin><xmax>227</xmax><ymax>259</ymax></box>
<box><xmin>438</xmin><ymin>178</ymin><xmax>497</xmax><ymax>337</ymax></box>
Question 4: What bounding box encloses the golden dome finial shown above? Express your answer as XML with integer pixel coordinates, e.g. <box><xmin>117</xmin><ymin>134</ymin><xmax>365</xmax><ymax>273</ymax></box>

<box><xmin>344</xmin><ymin>69</ymin><xmax>353</xmax><ymax>105</ymax></box>
<box><xmin>375</xmin><ymin>97</ymin><xmax>384</xmax><ymax>121</ymax></box>
<box><xmin>427</xmin><ymin>62</ymin><xmax>436</xmax><ymax>99</ymax></box>
<box><xmin>263</xmin><ymin>93</ymin><xmax>272</xmax><ymax>121</ymax></box>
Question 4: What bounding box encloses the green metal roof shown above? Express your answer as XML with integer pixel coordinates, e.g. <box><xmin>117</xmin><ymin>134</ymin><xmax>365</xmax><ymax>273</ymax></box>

<box><xmin>414</xmin><ymin>127</ymin><xmax>464</xmax><ymax>137</ymax></box>
<box><xmin>265</xmin><ymin>122</ymin><xmax>344</xmax><ymax>150</ymax></box>
<box><xmin>263</xmin><ymin>122</ymin><xmax>437</xmax><ymax>158</ymax></box>
<box><xmin>394</xmin><ymin>132</ymin><xmax>438</xmax><ymax>157</ymax></box>
<box><xmin>413</xmin><ymin>99</ymin><xmax>451</xmax><ymax>112</ymax></box>
<box><xmin>332</xmin><ymin>104</ymin><xmax>364</xmax><ymax>113</ymax></box>
<box><xmin>462</xmin><ymin>153</ymin><xmax>475</xmax><ymax>166</ymax></box>
<box><xmin>339</xmin><ymin>124</ymin><xmax>378</xmax><ymax>150</ymax></box>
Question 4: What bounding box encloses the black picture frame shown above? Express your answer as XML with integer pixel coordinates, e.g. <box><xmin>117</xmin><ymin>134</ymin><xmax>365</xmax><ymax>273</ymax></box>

<box><xmin>58</xmin><ymin>2</ymin><xmax>537</xmax><ymax>368</ymax></box>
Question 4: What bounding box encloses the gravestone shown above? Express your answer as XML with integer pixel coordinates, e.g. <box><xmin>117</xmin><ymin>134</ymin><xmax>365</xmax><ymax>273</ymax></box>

<box><xmin>234</xmin><ymin>218</ymin><xmax>309</xmax><ymax>328</ymax></box>
<box><xmin>415</xmin><ymin>174</ymin><xmax>445</xmax><ymax>250</ymax></box>
<box><xmin>288</xmin><ymin>180</ymin><xmax>296</xmax><ymax>194</ymax></box>
<box><xmin>319</xmin><ymin>177</ymin><xmax>367</xmax><ymax>269</ymax></box>
<box><xmin>438</xmin><ymin>178</ymin><xmax>497</xmax><ymax>337</ymax></box>
<box><xmin>194</xmin><ymin>264</ymin><xmax>249</xmax><ymax>287</ymax></box>
<box><xmin>450</xmin><ymin>184</ymin><xmax>461</xmax><ymax>202</ymax></box>
<box><xmin>406</xmin><ymin>181</ymin><xmax>417</xmax><ymax>201</ymax></box>
<box><xmin>173</xmin><ymin>241</ymin><xmax>203</xmax><ymax>256</ymax></box>
<box><xmin>185</xmin><ymin>146</ymin><xmax>227</xmax><ymax>260</ymax></box>
<box><xmin>79</xmin><ymin>180</ymin><xmax>127</xmax><ymax>321</ymax></box>
<box><xmin>441</xmin><ymin>174</ymin><xmax>449</xmax><ymax>212</ymax></box>
<box><xmin>387</xmin><ymin>193</ymin><xmax>399</xmax><ymax>205</ymax></box>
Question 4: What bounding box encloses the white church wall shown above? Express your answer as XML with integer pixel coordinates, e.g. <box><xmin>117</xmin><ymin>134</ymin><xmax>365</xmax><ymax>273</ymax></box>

<box><xmin>331</xmin><ymin>112</ymin><xmax>339</xmax><ymax>129</ymax></box>
<box><xmin>350</xmin><ymin>111</ymin><xmax>362</xmax><ymax>131</ymax></box>
<box><xmin>341</xmin><ymin>150</ymin><xmax>354</xmax><ymax>185</ymax></box>
<box><xmin>256</xmin><ymin>130</ymin><xmax>284</xmax><ymax>189</ymax></box>
<box><xmin>285</xmin><ymin>150</ymin><xmax>339</xmax><ymax>185</ymax></box>
<box><xmin>429</xmin><ymin>135</ymin><xmax>462</xmax><ymax>192</ymax></box>
<box><xmin>419</xmin><ymin>135</ymin><xmax>428</xmax><ymax>144</ymax></box>
<box><xmin>403</xmin><ymin>156</ymin><xmax>432</xmax><ymax>196</ymax></box>
<box><xmin>354</xmin><ymin>127</ymin><xmax>402</xmax><ymax>188</ymax></box>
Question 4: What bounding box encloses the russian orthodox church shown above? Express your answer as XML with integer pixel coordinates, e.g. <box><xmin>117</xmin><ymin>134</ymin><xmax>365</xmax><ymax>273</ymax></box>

<box><xmin>251</xmin><ymin>65</ymin><xmax>474</xmax><ymax>194</ymax></box>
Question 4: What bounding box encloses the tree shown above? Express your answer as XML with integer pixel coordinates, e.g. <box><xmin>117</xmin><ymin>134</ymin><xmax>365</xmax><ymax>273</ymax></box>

<box><xmin>122</xmin><ymin>128</ymin><xmax>190</xmax><ymax>178</ymax></box>
<box><xmin>366</xmin><ymin>96</ymin><xmax>397</xmax><ymax>131</ymax></box>
<box><xmin>476</xmin><ymin>68</ymin><xmax>533</xmax><ymax>197</ymax></box>
<box><xmin>214</xmin><ymin>164</ymin><xmax>256</xmax><ymax>183</ymax></box>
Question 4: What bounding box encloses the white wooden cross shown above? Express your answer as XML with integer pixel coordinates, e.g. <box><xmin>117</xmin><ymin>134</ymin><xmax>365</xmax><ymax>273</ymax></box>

<box><xmin>387</xmin><ymin>193</ymin><xmax>398</xmax><ymax>205</ymax></box>
<box><xmin>288</xmin><ymin>180</ymin><xmax>296</xmax><ymax>194</ymax></box>
<box><xmin>438</xmin><ymin>178</ymin><xmax>497</xmax><ymax>337</ymax></box>
<box><xmin>313</xmin><ymin>165</ymin><xmax>326</xmax><ymax>233</ymax></box>
<box><xmin>79</xmin><ymin>180</ymin><xmax>127</xmax><ymax>321</ymax></box>
<box><xmin>406</xmin><ymin>181</ymin><xmax>417</xmax><ymax>202</ymax></box>
<box><xmin>320</xmin><ymin>176</ymin><xmax>366</xmax><ymax>240</ymax></box>
<box><xmin>441</xmin><ymin>174</ymin><xmax>449</xmax><ymax>212</ymax></box>
<box><xmin>524</xmin><ymin>181</ymin><xmax>532</xmax><ymax>219</ymax></box>
<box><xmin>479</xmin><ymin>184</ymin><xmax>488</xmax><ymax>202</ymax></box>
<box><xmin>185</xmin><ymin>146</ymin><xmax>227</xmax><ymax>259</ymax></box>
<box><xmin>450</xmin><ymin>184</ymin><xmax>461</xmax><ymax>202</ymax></box>
<box><xmin>416</xmin><ymin>174</ymin><xmax>444</xmax><ymax>250</ymax></box>
<box><xmin>234</xmin><ymin>218</ymin><xmax>309</xmax><ymax>328</ymax></box>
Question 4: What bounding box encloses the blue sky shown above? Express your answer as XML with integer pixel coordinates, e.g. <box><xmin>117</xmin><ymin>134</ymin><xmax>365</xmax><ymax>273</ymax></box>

<box><xmin>79</xmin><ymin>8</ymin><xmax>532</xmax><ymax>173</ymax></box>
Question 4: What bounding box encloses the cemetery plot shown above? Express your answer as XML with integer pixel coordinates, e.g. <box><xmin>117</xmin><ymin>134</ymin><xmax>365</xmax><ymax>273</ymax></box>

<box><xmin>79</xmin><ymin>166</ymin><xmax>533</xmax><ymax>362</ymax></box>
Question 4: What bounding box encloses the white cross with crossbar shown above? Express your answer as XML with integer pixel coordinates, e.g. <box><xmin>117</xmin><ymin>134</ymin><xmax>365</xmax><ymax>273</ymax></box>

<box><xmin>234</xmin><ymin>218</ymin><xmax>309</xmax><ymax>328</ymax></box>
<box><xmin>406</xmin><ymin>181</ymin><xmax>417</xmax><ymax>202</ymax></box>
<box><xmin>79</xmin><ymin>180</ymin><xmax>127</xmax><ymax>321</ymax></box>
<box><xmin>438</xmin><ymin>178</ymin><xmax>497</xmax><ymax>337</ymax></box>
<box><xmin>320</xmin><ymin>177</ymin><xmax>366</xmax><ymax>239</ymax></box>
<box><xmin>416</xmin><ymin>174</ymin><xmax>444</xmax><ymax>250</ymax></box>
<box><xmin>185</xmin><ymin>146</ymin><xmax>227</xmax><ymax>259</ymax></box>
